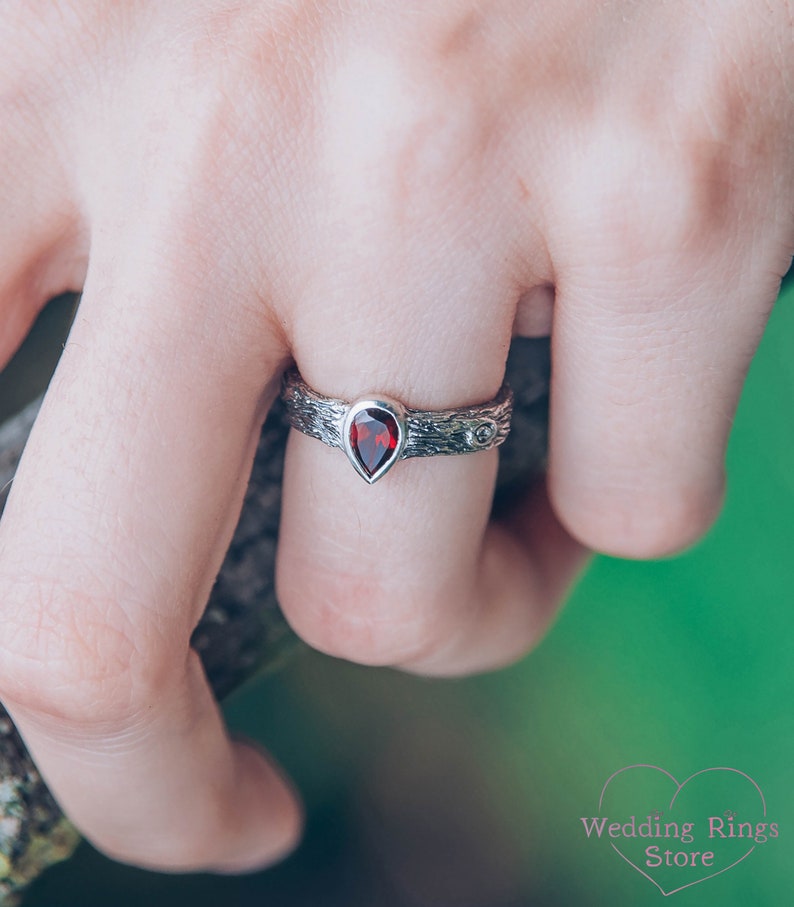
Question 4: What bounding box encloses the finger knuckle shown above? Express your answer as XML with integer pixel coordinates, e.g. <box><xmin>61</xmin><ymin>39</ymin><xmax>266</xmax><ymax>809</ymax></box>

<box><xmin>554</xmin><ymin>116</ymin><xmax>743</xmax><ymax>293</ymax></box>
<box><xmin>322</xmin><ymin>49</ymin><xmax>491</xmax><ymax>218</ymax></box>
<box><xmin>0</xmin><ymin>579</ymin><xmax>174</xmax><ymax>725</ymax></box>
<box><xmin>279</xmin><ymin>568</ymin><xmax>449</xmax><ymax>666</ymax></box>
<box><xmin>556</xmin><ymin>482</ymin><xmax>724</xmax><ymax>560</ymax></box>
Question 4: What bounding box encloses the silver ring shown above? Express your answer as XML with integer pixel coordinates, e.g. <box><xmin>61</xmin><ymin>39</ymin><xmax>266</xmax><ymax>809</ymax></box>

<box><xmin>281</xmin><ymin>367</ymin><xmax>514</xmax><ymax>484</ymax></box>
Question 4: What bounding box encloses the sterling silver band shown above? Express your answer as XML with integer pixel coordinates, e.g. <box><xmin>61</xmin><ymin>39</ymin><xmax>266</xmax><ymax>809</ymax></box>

<box><xmin>281</xmin><ymin>367</ymin><xmax>513</xmax><ymax>484</ymax></box>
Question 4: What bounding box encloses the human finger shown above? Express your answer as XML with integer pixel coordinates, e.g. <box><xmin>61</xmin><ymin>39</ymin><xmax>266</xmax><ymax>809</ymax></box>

<box><xmin>0</xmin><ymin>246</ymin><xmax>301</xmax><ymax>872</ymax></box>
<box><xmin>546</xmin><ymin>136</ymin><xmax>792</xmax><ymax>558</ymax></box>
<box><xmin>399</xmin><ymin>478</ymin><xmax>590</xmax><ymax>675</ymax></box>
<box><xmin>273</xmin><ymin>79</ymin><xmax>585</xmax><ymax>673</ymax></box>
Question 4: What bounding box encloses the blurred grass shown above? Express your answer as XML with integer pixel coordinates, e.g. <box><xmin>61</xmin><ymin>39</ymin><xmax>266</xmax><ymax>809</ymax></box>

<box><xmin>11</xmin><ymin>282</ymin><xmax>794</xmax><ymax>906</ymax></box>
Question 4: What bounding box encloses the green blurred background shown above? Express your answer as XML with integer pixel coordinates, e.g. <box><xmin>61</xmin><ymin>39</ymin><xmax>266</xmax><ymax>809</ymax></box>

<box><xmin>3</xmin><ymin>282</ymin><xmax>792</xmax><ymax>906</ymax></box>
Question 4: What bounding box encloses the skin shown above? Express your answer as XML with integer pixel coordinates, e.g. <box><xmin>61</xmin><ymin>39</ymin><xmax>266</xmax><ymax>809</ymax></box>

<box><xmin>0</xmin><ymin>0</ymin><xmax>792</xmax><ymax>874</ymax></box>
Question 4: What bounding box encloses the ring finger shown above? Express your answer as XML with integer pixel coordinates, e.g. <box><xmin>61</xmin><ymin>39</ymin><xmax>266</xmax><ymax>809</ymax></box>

<box><xmin>276</xmin><ymin>217</ymin><xmax>586</xmax><ymax>675</ymax></box>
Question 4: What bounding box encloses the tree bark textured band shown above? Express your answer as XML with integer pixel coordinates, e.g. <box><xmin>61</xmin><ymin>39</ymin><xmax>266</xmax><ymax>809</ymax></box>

<box><xmin>281</xmin><ymin>367</ymin><xmax>514</xmax><ymax>484</ymax></box>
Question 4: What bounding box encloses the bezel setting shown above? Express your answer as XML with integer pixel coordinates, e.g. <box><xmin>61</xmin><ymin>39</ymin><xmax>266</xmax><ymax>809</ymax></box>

<box><xmin>341</xmin><ymin>398</ymin><xmax>407</xmax><ymax>484</ymax></box>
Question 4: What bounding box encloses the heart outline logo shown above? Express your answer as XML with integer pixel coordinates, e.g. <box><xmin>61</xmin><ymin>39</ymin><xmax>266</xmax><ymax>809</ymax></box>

<box><xmin>598</xmin><ymin>765</ymin><xmax>766</xmax><ymax>897</ymax></box>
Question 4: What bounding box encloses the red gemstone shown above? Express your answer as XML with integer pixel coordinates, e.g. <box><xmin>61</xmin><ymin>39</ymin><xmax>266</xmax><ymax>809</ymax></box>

<box><xmin>349</xmin><ymin>407</ymin><xmax>399</xmax><ymax>478</ymax></box>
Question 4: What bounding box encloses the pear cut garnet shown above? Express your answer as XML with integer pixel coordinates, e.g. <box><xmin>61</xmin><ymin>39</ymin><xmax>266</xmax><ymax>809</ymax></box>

<box><xmin>349</xmin><ymin>407</ymin><xmax>400</xmax><ymax>479</ymax></box>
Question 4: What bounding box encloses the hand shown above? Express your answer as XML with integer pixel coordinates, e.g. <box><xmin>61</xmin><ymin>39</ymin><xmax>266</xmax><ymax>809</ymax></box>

<box><xmin>1</xmin><ymin>0</ymin><xmax>791</xmax><ymax>873</ymax></box>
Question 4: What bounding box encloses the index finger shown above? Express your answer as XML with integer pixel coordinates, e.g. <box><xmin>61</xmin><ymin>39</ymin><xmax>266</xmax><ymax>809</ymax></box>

<box><xmin>0</xmin><ymin>248</ymin><xmax>301</xmax><ymax>871</ymax></box>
